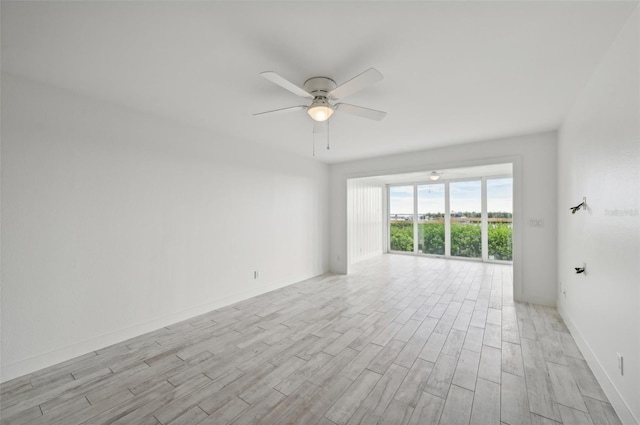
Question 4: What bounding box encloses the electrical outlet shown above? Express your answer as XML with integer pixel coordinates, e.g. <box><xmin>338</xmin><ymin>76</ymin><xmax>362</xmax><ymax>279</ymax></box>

<box><xmin>254</xmin><ymin>271</ymin><xmax>259</xmax><ymax>279</ymax></box>
<box><xmin>617</xmin><ymin>353</ymin><xmax>624</xmax><ymax>375</ymax></box>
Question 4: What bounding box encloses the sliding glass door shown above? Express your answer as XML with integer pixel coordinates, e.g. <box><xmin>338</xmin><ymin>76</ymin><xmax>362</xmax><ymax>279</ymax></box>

<box><xmin>388</xmin><ymin>177</ymin><xmax>512</xmax><ymax>262</ymax></box>
<box><xmin>450</xmin><ymin>180</ymin><xmax>482</xmax><ymax>258</ymax></box>
<box><xmin>487</xmin><ymin>178</ymin><xmax>513</xmax><ymax>261</ymax></box>
<box><xmin>389</xmin><ymin>185</ymin><xmax>414</xmax><ymax>252</ymax></box>
<box><xmin>417</xmin><ymin>184</ymin><xmax>445</xmax><ymax>255</ymax></box>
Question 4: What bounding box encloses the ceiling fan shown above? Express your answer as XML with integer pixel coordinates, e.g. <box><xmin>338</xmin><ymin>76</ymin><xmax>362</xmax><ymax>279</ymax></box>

<box><xmin>254</xmin><ymin>68</ymin><xmax>386</xmax><ymax>152</ymax></box>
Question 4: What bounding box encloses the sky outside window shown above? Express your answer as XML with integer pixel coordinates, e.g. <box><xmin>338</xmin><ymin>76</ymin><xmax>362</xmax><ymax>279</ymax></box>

<box><xmin>450</xmin><ymin>180</ymin><xmax>481</xmax><ymax>213</ymax></box>
<box><xmin>393</xmin><ymin>180</ymin><xmax>512</xmax><ymax>214</ymax></box>
<box><xmin>389</xmin><ymin>186</ymin><xmax>414</xmax><ymax>216</ymax></box>
<box><xmin>487</xmin><ymin>178</ymin><xmax>513</xmax><ymax>213</ymax></box>
<box><xmin>418</xmin><ymin>184</ymin><xmax>445</xmax><ymax>215</ymax></box>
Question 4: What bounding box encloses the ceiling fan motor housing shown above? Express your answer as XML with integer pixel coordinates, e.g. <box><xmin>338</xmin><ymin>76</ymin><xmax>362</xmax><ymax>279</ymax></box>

<box><xmin>304</xmin><ymin>77</ymin><xmax>337</xmax><ymax>99</ymax></box>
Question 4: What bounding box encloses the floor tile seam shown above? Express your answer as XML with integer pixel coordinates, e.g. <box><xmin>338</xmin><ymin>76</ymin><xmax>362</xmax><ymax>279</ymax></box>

<box><xmin>442</xmin><ymin>383</ymin><xmax>473</xmax><ymax>407</ymax></box>
<box><xmin>501</xmin><ymin>370</ymin><xmax>524</xmax><ymax>381</ymax></box>
<box><xmin>324</xmin><ymin>371</ymin><xmax>381</xmax><ymax>424</ymax></box>
<box><xmin>556</xmin><ymin>399</ymin><xmax>591</xmax><ymax>414</ymax></box>
<box><xmin>581</xmin><ymin>394</ymin><xmax>614</xmax><ymax>407</ymax></box>
<box><xmin>0</xmin><ymin>372</ymin><xmax>111</xmax><ymax>418</ymax></box>
<box><xmin>530</xmin><ymin>407</ymin><xmax>569</xmax><ymax>424</ymax></box>
<box><xmin>543</xmin><ymin>357</ymin><xmax>573</xmax><ymax>368</ymax></box>
<box><xmin>517</xmin><ymin>356</ymin><xmax>562</xmax><ymax>423</ymax></box>
<box><xmin>236</xmin><ymin>394</ymin><xmax>252</xmax><ymax>406</ymax></box>
<box><xmin>418</xmin><ymin>387</ymin><xmax>447</xmax><ymax>403</ymax></box>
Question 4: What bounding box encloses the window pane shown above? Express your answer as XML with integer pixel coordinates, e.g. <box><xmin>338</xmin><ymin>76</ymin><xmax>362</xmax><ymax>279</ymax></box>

<box><xmin>389</xmin><ymin>186</ymin><xmax>414</xmax><ymax>252</ymax></box>
<box><xmin>488</xmin><ymin>178</ymin><xmax>513</xmax><ymax>261</ymax></box>
<box><xmin>417</xmin><ymin>184</ymin><xmax>445</xmax><ymax>255</ymax></box>
<box><xmin>450</xmin><ymin>180</ymin><xmax>481</xmax><ymax>258</ymax></box>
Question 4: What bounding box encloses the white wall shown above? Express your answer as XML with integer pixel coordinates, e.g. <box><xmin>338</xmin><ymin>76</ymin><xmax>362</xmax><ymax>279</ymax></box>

<box><xmin>557</xmin><ymin>6</ymin><xmax>639</xmax><ymax>424</ymax></box>
<box><xmin>347</xmin><ymin>178</ymin><xmax>384</xmax><ymax>264</ymax></box>
<box><xmin>330</xmin><ymin>131</ymin><xmax>558</xmax><ymax>305</ymax></box>
<box><xmin>0</xmin><ymin>74</ymin><xmax>329</xmax><ymax>382</ymax></box>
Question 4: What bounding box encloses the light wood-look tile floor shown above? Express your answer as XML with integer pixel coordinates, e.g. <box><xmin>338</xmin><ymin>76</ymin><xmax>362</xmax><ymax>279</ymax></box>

<box><xmin>1</xmin><ymin>255</ymin><xmax>622</xmax><ymax>425</ymax></box>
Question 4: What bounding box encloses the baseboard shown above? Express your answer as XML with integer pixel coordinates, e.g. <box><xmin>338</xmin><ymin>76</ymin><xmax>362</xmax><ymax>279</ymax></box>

<box><xmin>515</xmin><ymin>293</ymin><xmax>556</xmax><ymax>307</ymax></box>
<box><xmin>350</xmin><ymin>250</ymin><xmax>383</xmax><ymax>265</ymax></box>
<box><xmin>0</xmin><ymin>276</ymin><xmax>314</xmax><ymax>383</ymax></box>
<box><xmin>558</xmin><ymin>304</ymin><xmax>639</xmax><ymax>425</ymax></box>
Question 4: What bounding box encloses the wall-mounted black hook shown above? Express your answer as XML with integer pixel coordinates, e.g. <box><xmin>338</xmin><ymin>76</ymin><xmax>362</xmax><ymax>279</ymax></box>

<box><xmin>570</xmin><ymin>203</ymin><xmax>584</xmax><ymax>214</ymax></box>
<box><xmin>575</xmin><ymin>263</ymin><xmax>586</xmax><ymax>274</ymax></box>
<box><xmin>570</xmin><ymin>197</ymin><xmax>587</xmax><ymax>214</ymax></box>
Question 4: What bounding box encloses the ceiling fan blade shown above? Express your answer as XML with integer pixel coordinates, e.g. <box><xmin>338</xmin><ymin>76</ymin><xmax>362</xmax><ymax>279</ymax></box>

<box><xmin>335</xmin><ymin>103</ymin><xmax>386</xmax><ymax>121</ymax></box>
<box><xmin>253</xmin><ymin>105</ymin><xmax>307</xmax><ymax>116</ymax></box>
<box><xmin>329</xmin><ymin>68</ymin><xmax>383</xmax><ymax>100</ymax></box>
<box><xmin>260</xmin><ymin>71</ymin><xmax>313</xmax><ymax>99</ymax></box>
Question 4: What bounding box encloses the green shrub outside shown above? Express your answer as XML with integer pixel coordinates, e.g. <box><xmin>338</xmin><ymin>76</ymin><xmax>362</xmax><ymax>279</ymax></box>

<box><xmin>390</xmin><ymin>222</ymin><xmax>512</xmax><ymax>261</ymax></box>
<box><xmin>419</xmin><ymin>223</ymin><xmax>445</xmax><ymax>255</ymax></box>
<box><xmin>488</xmin><ymin>223</ymin><xmax>512</xmax><ymax>260</ymax></box>
<box><xmin>389</xmin><ymin>221</ymin><xmax>413</xmax><ymax>252</ymax></box>
<box><xmin>451</xmin><ymin>224</ymin><xmax>481</xmax><ymax>258</ymax></box>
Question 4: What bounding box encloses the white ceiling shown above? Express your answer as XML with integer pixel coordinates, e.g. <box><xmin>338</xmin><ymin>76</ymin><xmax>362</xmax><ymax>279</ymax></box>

<box><xmin>1</xmin><ymin>1</ymin><xmax>637</xmax><ymax>163</ymax></box>
<box><xmin>368</xmin><ymin>163</ymin><xmax>513</xmax><ymax>185</ymax></box>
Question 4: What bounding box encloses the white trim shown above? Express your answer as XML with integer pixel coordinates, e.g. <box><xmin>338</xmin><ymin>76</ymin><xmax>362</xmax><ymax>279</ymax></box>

<box><xmin>382</xmin><ymin>185</ymin><xmax>389</xmax><ymax>254</ymax></box>
<box><xmin>558</xmin><ymin>304</ymin><xmax>639</xmax><ymax>425</ymax></box>
<box><xmin>350</xmin><ymin>250</ymin><xmax>385</xmax><ymax>264</ymax></box>
<box><xmin>445</xmin><ymin>180</ymin><xmax>451</xmax><ymax>257</ymax></box>
<box><xmin>481</xmin><ymin>177</ymin><xmax>489</xmax><ymax>261</ymax></box>
<box><xmin>413</xmin><ymin>184</ymin><xmax>419</xmax><ymax>253</ymax></box>
<box><xmin>511</xmin><ymin>155</ymin><xmax>523</xmax><ymax>301</ymax></box>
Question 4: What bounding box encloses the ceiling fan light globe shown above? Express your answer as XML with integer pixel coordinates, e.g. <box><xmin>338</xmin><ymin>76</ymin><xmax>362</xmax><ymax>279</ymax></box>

<box><xmin>307</xmin><ymin>105</ymin><xmax>334</xmax><ymax>122</ymax></box>
<box><xmin>429</xmin><ymin>171</ymin><xmax>440</xmax><ymax>181</ymax></box>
